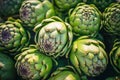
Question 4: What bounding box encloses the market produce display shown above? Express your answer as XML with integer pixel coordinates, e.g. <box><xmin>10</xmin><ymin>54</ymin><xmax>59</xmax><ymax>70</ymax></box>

<box><xmin>0</xmin><ymin>0</ymin><xmax>120</xmax><ymax>80</ymax></box>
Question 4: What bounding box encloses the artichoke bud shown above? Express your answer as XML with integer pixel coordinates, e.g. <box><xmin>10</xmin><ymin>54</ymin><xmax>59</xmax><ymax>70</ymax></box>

<box><xmin>15</xmin><ymin>45</ymin><xmax>53</xmax><ymax>80</ymax></box>
<box><xmin>20</xmin><ymin>0</ymin><xmax>56</xmax><ymax>29</ymax></box>
<box><xmin>110</xmin><ymin>39</ymin><xmax>120</xmax><ymax>73</ymax></box>
<box><xmin>48</xmin><ymin>66</ymin><xmax>85</xmax><ymax>80</ymax></box>
<box><xmin>0</xmin><ymin>0</ymin><xmax>24</xmax><ymax>17</ymax></box>
<box><xmin>70</xmin><ymin>36</ymin><xmax>108</xmax><ymax>77</ymax></box>
<box><xmin>68</xmin><ymin>3</ymin><xmax>101</xmax><ymax>37</ymax></box>
<box><xmin>0</xmin><ymin>17</ymin><xmax>30</xmax><ymax>55</ymax></box>
<box><xmin>83</xmin><ymin>0</ymin><xmax>114</xmax><ymax>12</ymax></box>
<box><xmin>103</xmin><ymin>3</ymin><xmax>120</xmax><ymax>37</ymax></box>
<box><xmin>52</xmin><ymin>0</ymin><xmax>82</xmax><ymax>12</ymax></box>
<box><xmin>0</xmin><ymin>53</ymin><xmax>17</xmax><ymax>80</ymax></box>
<box><xmin>34</xmin><ymin>16</ymin><xmax>73</xmax><ymax>58</ymax></box>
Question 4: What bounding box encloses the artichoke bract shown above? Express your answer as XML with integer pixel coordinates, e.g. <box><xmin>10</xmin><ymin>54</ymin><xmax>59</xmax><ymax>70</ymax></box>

<box><xmin>0</xmin><ymin>53</ymin><xmax>17</xmax><ymax>80</ymax></box>
<box><xmin>0</xmin><ymin>0</ymin><xmax>23</xmax><ymax>17</ymax></box>
<box><xmin>34</xmin><ymin>16</ymin><xmax>73</xmax><ymax>58</ymax></box>
<box><xmin>103</xmin><ymin>3</ymin><xmax>120</xmax><ymax>37</ymax></box>
<box><xmin>83</xmin><ymin>0</ymin><xmax>114</xmax><ymax>12</ymax></box>
<box><xmin>20</xmin><ymin>0</ymin><xmax>55</xmax><ymax>29</ymax></box>
<box><xmin>70</xmin><ymin>36</ymin><xmax>108</xmax><ymax>77</ymax></box>
<box><xmin>52</xmin><ymin>0</ymin><xmax>81</xmax><ymax>12</ymax></box>
<box><xmin>49</xmin><ymin>66</ymin><xmax>82</xmax><ymax>80</ymax></box>
<box><xmin>68</xmin><ymin>3</ymin><xmax>101</xmax><ymax>37</ymax></box>
<box><xmin>110</xmin><ymin>40</ymin><xmax>120</xmax><ymax>74</ymax></box>
<box><xmin>15</xmin><ymin>45</ymin><xmax>53</xmax><ymax>80</ymax></box>
<box><xmin>0</xmin><ymin>17</ymin><xmax>30</xmax><ymax>55</ymax></box>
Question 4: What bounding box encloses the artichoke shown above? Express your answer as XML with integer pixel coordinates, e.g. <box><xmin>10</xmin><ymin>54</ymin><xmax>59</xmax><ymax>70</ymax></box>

<box><xmin>110</xmin><ymin>40</ymin><xmax>120</xmax><ymax>74</ymax></box>
<box><xmin>0</xmin><ymin>0</ymin><xmax>23</xmax><ymax>17</ymax></box>
<box><xmin>68</xmin><ymin>3</ymin><xmax>101</xmax><ymax>37</ymax></box>
<box><xmin>0</xmin><ymin>17</ymin><xmax>30</xmax><ymax>55</ymax></box>
<box><xmin>0</xmin><ymin>53</ymin><xmax>17</xmax><ymax>80</ymax></box>
<box><xmin>83</xmin><ymin>0</ymin><xmax>114</xmax><ymax>12</ymax></box>
<box><xmin>20</xmin><ymin>0</ymin><xmax>55</xmax><ymax>29</ymax></box>
<box><xmin>34</xmin><ymin>16</ymin><xmax>73</xmax><ymax>58</ymax></box>
<box><xmin>15</xmin><ymin>45</ymin><xmax>53</xmax><ymax>80</ymax></box>
<box><xmin>52</xmin><ymin>0</ymin><xmax>81</xmax><ymax>12</ymax></box>
<box><xmin>70</xmin><ymin>36</ymin><xmax>108</xmax><ymax>77</ymax></box>
<box><xmin>49</xmin><ymin>66</ymin><xmax>83</xmax><ymax>80</ymax></box>
<box><xmin>103</xmin><ymin>3</ymin><xmax>120</xmax><ymax>37</ymax></box>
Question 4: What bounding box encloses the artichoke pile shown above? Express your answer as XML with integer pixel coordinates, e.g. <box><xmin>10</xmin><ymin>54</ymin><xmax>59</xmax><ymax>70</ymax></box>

<box><xmin>0</xmin><ymin>0</ymin><xmax>120</xmax><ymax>80</ymax></box>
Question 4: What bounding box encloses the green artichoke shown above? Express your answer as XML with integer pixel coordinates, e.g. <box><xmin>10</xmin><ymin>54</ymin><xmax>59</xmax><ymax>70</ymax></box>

<box><xmin>49</xmin><ymin>66</ymin><xmax>83</xmax><ymax>80</ymax></box>
<box><xmin>52</xmin><ymin>0</ymin><xmax>81</xmax><ymax>12</ymax></box>
<box><xmin>20</xmin><ymin>0</ymin><xmax>55</xmax><ymax>29</ymax></box>
<box><xmin>70</xmin><ymin>36</ymin><xmax>108</xmax><ymax>77</ymax></box>
<box><xmin>15</xmin><ymin>45</ymin><xmax>53</xmax><ymax>80</ymax></box>
<box><xmin>83</xmin><ymin>0</ymin><xmax>114</xmax><ymax>12</ymax></box>
<box><xmin>0</xmin><ymin>0</ymin><xmax>23</xmax><ymax>17</ymax></box>
<box><xmin>103</xmin><ymin>3</ymin><xmax>120</xmax><ymax>37</ymax></box>
<box><xmin>34</xmin><ymin>16</ymin><xmax>73</xmax><ymax>58</ymax></box>
<box><xmin>110</xmin><ymin>40</ymin><xmax>120</xmax><ymax>74</ymax></box>
<box><xmin>68</xmin><ymin>3</ymin><xmax>101</xmax><ymax>37</ymax></box>
<box><xmin>0</xmin><ymin>17</ymin><xmax>30</xmax><ymax>55</ymax></box>
<box><xmin>0</xmin><ymin>53</ymin><xmax>17</xmax><ymax>80</ymax></box>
